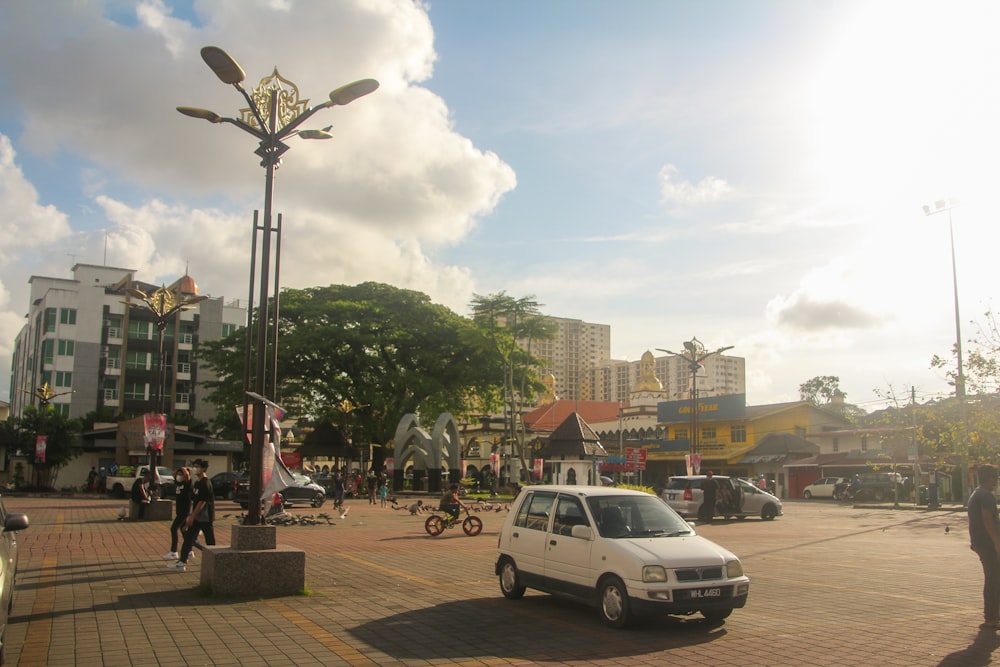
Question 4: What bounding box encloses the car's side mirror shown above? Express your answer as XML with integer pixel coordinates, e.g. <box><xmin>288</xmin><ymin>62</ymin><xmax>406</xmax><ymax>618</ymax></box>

<box><xmin>570</xmin><ymin>525</ymin><xmax>595</xmax><ymax>540</ymax></box>
<box><xmin>4</xmin><ymin>513</ymin><xmax>28</xmax><ymax>532</ymax></box>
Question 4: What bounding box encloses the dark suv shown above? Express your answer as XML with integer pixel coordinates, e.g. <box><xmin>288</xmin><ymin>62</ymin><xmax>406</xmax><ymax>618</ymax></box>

<box><xmin>210</xmin><ymin>472</ymin><xmax>243</xmax><ymax>501</ymax></box>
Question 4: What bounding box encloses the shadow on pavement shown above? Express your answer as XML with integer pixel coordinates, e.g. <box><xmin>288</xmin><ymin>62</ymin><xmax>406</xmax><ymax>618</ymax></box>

<box><xmin>349</xmin><ymin>595</ymin><xmax>727</xmax><ymax>662</ymax></box>
<box><xmin>937</xmin><ymin>627</ymin><xmax>1000</xmax><ymax>666</ymax></box>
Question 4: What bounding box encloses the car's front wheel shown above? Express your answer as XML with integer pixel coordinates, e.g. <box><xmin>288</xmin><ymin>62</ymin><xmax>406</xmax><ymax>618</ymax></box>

<box><xmin>803</xmin><ymin>490</ymin><xmax>813</xmax><ymax>499</ymax></box>
<box><xmin>761</xmin><ymin>504</ymin><xmax>778</xmax><ymax>520</ymax></box>
<box><xmin>310</xmin><ymin>494</ymin><xmax>325</xmax><ymax>508</ymax></box>
<box><xmin>597</xmin><ymin>576</ymin><xmax>631</xmax><ymax>628</ymax></box>
<box><xmin>498</xmin><ymin>558</ymin><xmax>525</xmax><ymax>599</ymax></box>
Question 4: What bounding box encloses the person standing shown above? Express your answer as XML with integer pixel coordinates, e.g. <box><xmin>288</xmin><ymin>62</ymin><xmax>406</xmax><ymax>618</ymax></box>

<box><xmin>700</xmin><ymin>471</ymin><xmax>718</xmax><ymax>523</ymax></box>
<box><xmin>378</xmin><ymin>477</ymin><xmax>389</xmax><ymax>508</ymax></box>
<box><xmin>163</xmin><ymin>467</ymin><xmax>191</xmax><ymax>561</ymax></box>
<box><xmin>333</xmin><ymin>470</ymin><xmax>345</xmax><ymax>509</ymax></box>
<box><xmin>969</xmin><ymin>464</ymin><xmax>1000</xmax><ymax>629</ymax></box>
<box><xmin>131</xmin><ymin>473</ymin><xmax>151</xmax><ymax>520</ymax></box>
<box><xmin>169</xmin><ymin>459</ymin><xmax>215</xmax><ymax>572</ymax></box>
<box><xmin>366</xmin><ymin>471</ymin><xmax>378</xmax><ymax>505</ymax></box>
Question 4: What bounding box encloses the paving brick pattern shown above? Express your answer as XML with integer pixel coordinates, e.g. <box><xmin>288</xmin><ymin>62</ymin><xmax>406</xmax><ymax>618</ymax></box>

<box><xmin>3</xmin><ymin>496</ymin><xmax>995</xmax><ymax>666</ymax></box>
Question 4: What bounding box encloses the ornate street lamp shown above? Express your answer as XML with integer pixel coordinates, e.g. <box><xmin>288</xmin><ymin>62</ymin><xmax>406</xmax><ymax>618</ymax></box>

<box><xmin>178</xmin><ymin>46</ymin><xmax>378</xmax><ymax>525</ymax></box>
<box><xmin>657</xmin><ymin>338</ymin><xmax>734</xmax><ymax>462</ymax></box>
<box><xmin>123</xmin><ymin>286</ymin><xmax>208</xmax><ymax>485</ymax></box>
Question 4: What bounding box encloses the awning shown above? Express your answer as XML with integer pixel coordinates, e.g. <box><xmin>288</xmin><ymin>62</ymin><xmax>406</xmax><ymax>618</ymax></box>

<box><xmin>648</xmin><ymin>444</ymin><xmax>757</xmax><ymax>463</ymax></box>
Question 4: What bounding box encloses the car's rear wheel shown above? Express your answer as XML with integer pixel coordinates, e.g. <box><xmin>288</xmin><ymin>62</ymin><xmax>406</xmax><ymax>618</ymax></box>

<box><xmin>761</xmin><ymin>504</ymin><xmax>778</xmax><ymax>521</ymax></box>
<box><xmin>498</xmin><ymin>558</ymin><xmax>526</xmax><ymax>599</ymax></box>
<box><xmin>702</xmin><ymin>608</ymin><xmax>733</xmax><ymax>623</ymax></box>
<box><xmin>803</xmin><ymin>490</ymin><xmax>813</xmax><ymax>499</ymax></box>
<box><xmin>311</xmin><ymin>494</ymin><xmax>325</xmax><ymax>508</ymax></box>
<box><xmin>597</xmin><ymin>576</ymin><xmax>631</xmax><ymax>628</ymax></box>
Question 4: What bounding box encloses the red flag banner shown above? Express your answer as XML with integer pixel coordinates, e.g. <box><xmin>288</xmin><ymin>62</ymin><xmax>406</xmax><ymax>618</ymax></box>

<box><xmin>143</xmin><ymin>413</ymin><xmax>167</xmax><ymax>451</ymax></box>
<box><xmin>35</xmin><ymin>436</ymin><xmax>47</xmax><ymax>463</ymax></box>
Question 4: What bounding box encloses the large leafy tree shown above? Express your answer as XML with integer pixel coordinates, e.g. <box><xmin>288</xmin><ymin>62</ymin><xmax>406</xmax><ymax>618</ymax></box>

<box><xmin>470</xmin><ymin>292</ymin><xmax>555</xmax><ymax>484</ymax></box>
<box><xmin>0</xmin><ymin>407</ymin><xmax>82</xmax><ymax>490</ymax></box>
<box><xmin>200</xmin><ymin>282</ymin><xmax>502</xmax><ymax>464</ymax></box>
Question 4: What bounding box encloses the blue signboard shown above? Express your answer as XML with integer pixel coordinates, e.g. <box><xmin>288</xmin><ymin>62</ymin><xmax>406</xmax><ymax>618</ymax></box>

<box><xmin>657</xmin><ymin>393</ymin><xmax>746</xmax><ymax>423</ymax></box>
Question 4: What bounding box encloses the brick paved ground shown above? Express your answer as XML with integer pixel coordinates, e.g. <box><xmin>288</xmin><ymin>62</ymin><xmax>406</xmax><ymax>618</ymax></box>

<box><xmin>3</xmin><ymin>495</ymin><xmax>996</xmax><ymax>666</ymax></box>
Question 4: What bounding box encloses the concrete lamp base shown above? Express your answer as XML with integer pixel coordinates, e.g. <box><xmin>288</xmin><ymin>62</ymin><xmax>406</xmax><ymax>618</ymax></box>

<box><xmin>200</xmin><ymin>524</ymin><xmax>306</xmax><ymax>597</ymax></box>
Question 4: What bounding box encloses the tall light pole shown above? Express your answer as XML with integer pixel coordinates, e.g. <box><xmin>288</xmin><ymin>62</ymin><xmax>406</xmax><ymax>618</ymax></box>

<box><xmin>20</xmin><ymin>383</ymin><xmax>73</xmax><ymax>487</ymax></box>
<box><xmin>123</xmin><ymin>286</ymin><xmax>207</xmax><ymax>485</ymax></box>
<box><xmin>178</xmin><ymin>46</ymin><xmax>378</xmax><ymax>525</ymax></box>
<box><xmin>922</xmin><ymin>197</ymin><xmax>967</xmax><ymax>499</ymax></box>
<box><xmin>657</xmin><ymin>338</ymin><xmax>734</xmax><ymax>459</ymax></box>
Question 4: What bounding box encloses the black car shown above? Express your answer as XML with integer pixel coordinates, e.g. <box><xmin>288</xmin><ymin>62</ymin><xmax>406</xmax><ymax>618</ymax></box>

<box><xmin>210</xmin><ymin>471</ymin><xmax>243</xmax><ymax>501</ymax></box>
<box><xmin>235</xmin><ymin>473</ymin><xmax>326</xmax><ymax>509</ymax></box>
<box><xmin>0</xmin><ymin>496</ymin><xmax>28</xmax><ymax>659</ymax></box>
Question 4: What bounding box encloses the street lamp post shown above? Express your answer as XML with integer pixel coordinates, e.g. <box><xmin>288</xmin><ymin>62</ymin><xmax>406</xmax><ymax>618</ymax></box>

<box><xmin>657</xmin><ymin>338</ymin><xmax>734</xmax><ymax>464</ymax></box>
<box><xmin>922</xmin><ymin>198</ymin><xmax>967</xmax><ymax>499</ymax></box>
<box><xmin>178</xmin><ymin>46</ymin><xmax>378</xmax><ymax>525</ymax></box>
<box><xmin>20</xmin><ymin>383</ymin><xmax>73</xmax><ymax>487</ymax></box>
<box><xmin>123</xmin><ymin>286</ymin><xmax>207</xmax><ymax>485</ymax></box>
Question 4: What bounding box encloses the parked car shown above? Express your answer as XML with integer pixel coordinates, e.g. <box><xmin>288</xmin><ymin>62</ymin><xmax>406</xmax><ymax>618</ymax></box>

<box><xmin>661</xmin><ymin>475</ymin><xmax>782</xmax><ymax>521</ymax></box>
<box><xmin>0</xmin><ymin>496</ymin><xmax>29</xmax><ymax>660</ymax></box>
<box><xmin>235</xmin><ymin>473</ymin><xmax>326</xmax><ymax>509</ymax></box>
<box><xmin>210</xmin><ymin>472</ymin><xmax>242</xmax><ymax>501</ymax></box>
<box><xmin>106</xmin><ymin>466</ymin><xmax>176</xmax><ymax>499</ymax></box>
<box><xmin>802</xmin><ymin>477</ymin><xmax>847</xmax><ymax>499</ymax></box>
<box><xmin>495</xmin><ymin>485</ymin><xmax>749</xmax><ymax>627</ymax></box>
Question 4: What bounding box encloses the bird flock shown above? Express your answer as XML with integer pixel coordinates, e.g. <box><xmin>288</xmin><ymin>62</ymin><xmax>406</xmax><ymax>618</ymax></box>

<box><xmin>221</xmin><ymin>500</ymin><xmax>510</xmax><ymax>527</ymax></box>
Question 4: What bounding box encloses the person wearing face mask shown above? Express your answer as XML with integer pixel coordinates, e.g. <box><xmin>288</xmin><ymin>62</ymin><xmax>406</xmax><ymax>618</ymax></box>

<box><xmin>163</xmin><ymin>467</ymin><xmax>192</xmax><ymax>561</ymax></box>
<box><xmin>169</xmin><ymin>459</ymin><xmax>215</xmax><ymax>572</ymax></box>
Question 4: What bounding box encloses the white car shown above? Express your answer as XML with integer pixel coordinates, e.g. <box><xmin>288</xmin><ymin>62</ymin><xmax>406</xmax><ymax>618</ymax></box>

<box><xmin>495</xmin><ymin>485</ymin><xmax>750</xmax><ymax>627</ymax></box>
<box><xmin>661</xmin><ymin>475</ymin><xmax>782</xmax><ymax>521</ymax></box>
<box><xmin>802</xmin><ymin>477</ymin><xmax>847</xmax><ymax>499</ymax></box>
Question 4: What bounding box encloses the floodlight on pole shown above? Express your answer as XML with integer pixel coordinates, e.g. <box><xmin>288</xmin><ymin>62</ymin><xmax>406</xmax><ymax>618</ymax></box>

<box><xmin>657</xmin><ymin>338</ymin><xmax>734</xmax><ymax>457</ymax></box>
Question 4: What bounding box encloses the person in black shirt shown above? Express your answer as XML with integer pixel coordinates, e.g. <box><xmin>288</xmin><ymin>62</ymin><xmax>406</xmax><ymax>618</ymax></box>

<box><xmin>130</xmin><ymin>473</ymin><xmax>151</xmax><ymax>520</ymax></box>
<box><xmin>700</xmin><ymin>471</ymin><xmax>718</xmax><ymax>523</ymax></box>
<box><xmin>169</xmin><ymin>459</ymin><xmax>215</xmax><ymax>572</ymax></box>
<box><xmin>163</xmin><ymin>467</ymin><xmax>191</xmax><ymax>561</ymax></box>
<box><xmin>969</xmin><ymin>465</ymin><xmax>1000</xmax><ymax>629</ymax></box>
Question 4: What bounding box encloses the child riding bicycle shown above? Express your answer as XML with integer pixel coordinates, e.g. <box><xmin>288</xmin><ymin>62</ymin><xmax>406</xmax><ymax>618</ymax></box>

<box><xmin>439</xmin><ymin>483</ymin><xmax>466</xmax><ymax>523</ymax></box>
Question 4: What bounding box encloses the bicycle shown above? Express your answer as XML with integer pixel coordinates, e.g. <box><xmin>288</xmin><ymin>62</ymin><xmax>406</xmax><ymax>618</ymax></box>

<box><xmin>424</xmin><ymin>507</ymin><xmax>483</xmax><ymax>537</ymax></box>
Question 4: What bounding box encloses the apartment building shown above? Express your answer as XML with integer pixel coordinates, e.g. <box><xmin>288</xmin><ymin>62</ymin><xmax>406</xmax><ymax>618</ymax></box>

<box><xmin>529</xmin><ymin>316</ymin><xmax>612</xmax><ymax>402</ymax></box>
<box><xmin>9</xmin><ymin>264</ymin><xmax>245</xmax><ymax>424</ymax></box>
<box><xmin>589</xmin><ymin>353</ymin><xmax>745</xmax><ymax>403</ymax></box>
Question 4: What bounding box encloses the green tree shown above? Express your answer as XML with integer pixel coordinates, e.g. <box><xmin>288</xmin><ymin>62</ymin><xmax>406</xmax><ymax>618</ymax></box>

<box><xmin>0</xmin><ymin>408</ymin><xmax>82</xmax><ymax>490</ymax></box>
<box><xmin>799</xmin><ymin>376</ymin><xmax>843</xmax><ymax>404</ymax></box>
<box><xmin>470</xmin><ymin>292</ymin><xmax>555</xmax><ymax>485</ymax></box>
<box><xmin>200</xmin><ymin>282</ymin><xmax>502</xmax><ymax>466</ymax></box>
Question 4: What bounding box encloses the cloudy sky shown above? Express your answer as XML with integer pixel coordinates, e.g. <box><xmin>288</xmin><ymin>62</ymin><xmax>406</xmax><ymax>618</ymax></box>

<box><xmin>1</xmin><ymin>0</ymin><xmax>997</xmax><ymax>411</ymax></box>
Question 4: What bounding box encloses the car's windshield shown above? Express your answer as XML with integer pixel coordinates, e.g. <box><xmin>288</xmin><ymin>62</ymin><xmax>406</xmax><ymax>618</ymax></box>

<box><xmin>586</xmin><ymin>495</ymin><xmax>692</xmax><ymax>538</ymax></box>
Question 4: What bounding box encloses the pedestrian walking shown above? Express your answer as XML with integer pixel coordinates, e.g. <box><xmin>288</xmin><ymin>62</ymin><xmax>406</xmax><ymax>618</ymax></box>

<box><xmin>86</xmin><ymin>467</ymin><xmax>98</xmax><ymax>492</ymax></box>
<box><xmin>169</xmin><ymin>459</ymin><xmax>215</xmax><ymax>572</ymax></box>
<box><xmin>379</xmin><ymin>477</ymin><xmax>388</xmax><ymax>507</ymax></box>
<box><xmin>366</xmin><ymin>471</ymin><xmax>378</xmax><ymax>505</ymax></box>
<box><xmin>163</xmin><ymin>467</ymin><xmax>191</xmax><ymax>561</ymax></box>
<box><xmin>969</xmin><ymin>464</ymin><xmax>1000</xmax><ymax>629</ymax></box>
<box><xmin>699</xmin><ymin>471</ymin><xmax>717</xmax><ymax>523</ymax></box>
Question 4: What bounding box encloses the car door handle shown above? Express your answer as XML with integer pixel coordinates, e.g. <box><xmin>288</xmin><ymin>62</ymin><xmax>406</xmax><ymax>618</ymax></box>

<box><xmin>512</xmin><ymin>532</ymin><xmax>519</xmax><ymax>538</ymax></box>
<box><xmin>549</xmin><ymin>539</ymin><xmax>557</xmax><ymax>545</ymax></box>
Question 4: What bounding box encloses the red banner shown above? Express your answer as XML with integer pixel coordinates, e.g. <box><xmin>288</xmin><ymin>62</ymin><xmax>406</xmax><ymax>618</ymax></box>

<box><xmin>280</xmin><ymin>452</ymin><xmax>301</xmax><ymax>470</ymax></box>
<box><xmin>143</xmin><ymin>413</ymin><xmax>167</xmax><ymax>451</ymax></box>
<box><xmin>35</xmin><ymin>436</ymin><xmax>46</xmax><ymax>463</ymax></box>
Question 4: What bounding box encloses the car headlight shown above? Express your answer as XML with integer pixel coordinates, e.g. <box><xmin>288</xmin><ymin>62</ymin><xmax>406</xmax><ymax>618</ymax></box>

<box><xmin>726</xmin><ymin>559</ymin><xmax>744</xmax><ymax>578</ymax></box>
<box><xmin>643</xmin><ymin>565</ymin><xmax>668</xmax><ymax>582</ymax></box>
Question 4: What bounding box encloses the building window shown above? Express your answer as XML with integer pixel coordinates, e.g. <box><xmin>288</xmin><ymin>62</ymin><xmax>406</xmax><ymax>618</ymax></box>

<box><xmin>676</xmin><ymin>427</ymin><xmax>688</xmax><ymax>440</ymax></box>
<box><xmin>221</xmin><ymin>323</ymin><xmax>238</xmax><ymax>338</ymax></box>
<box><xmin>125</xmin><ymin>351</ymin><xmax>149</xmax><ymax>370</ymax></box>
<box><xmin>128</xmin><ymin>321</ymin><xmax>151</xmax><ymax>340</ymax></box>
<box><xmin>58</xmin><ymin>340</ymin><xmax>74</xmax><ymax>356</ymax></box>
<box><xmin>59</xmin><ymin>308</ymin><xmax>77</xmax><ymax>325</ymax></box>
<box><xmin>861</xmin><ymin>435</ymin><xmax>868</xmax><ymax>452</ymax></box>
<box><xmin>106</xmin><ymin>350</ymin><xmax>121</xmax><ymax>369</ymax></box>
<box><xmin>833</xmin><ymin>437</ymin><xmax>840</xmax><ymax>453</ymax></box>
<box><xmin>54</xmin><ymin>371</ymin><xmax>72</xmax><ymax>388</ymax></box>
<box><xmin>125</xmin><ymin>382</ymin><xmax>147</xmax><ymax>400</ymax></box>
<box><xmin>42</xmin><ymin>339</ymin><xmax>54</xmax><ymax>365</ymax></box>
<box><xmin>730</xmin><ymin>425</ymin><xmax>747</xmax><ymax>443</ymax></box>
<box><xmin>54</xmin><ymin>404</ymin><xmax>70</xmax><ymax>417</ymax></box>
<box><xmin>702</xmin><ymin>426</ymin><xmax>716</xmax><ymax>440</ymax></box>
<box><xmin>45</xmin><ymin>308</ymin><xmax>57</xmax><ymax>332</ymax></box>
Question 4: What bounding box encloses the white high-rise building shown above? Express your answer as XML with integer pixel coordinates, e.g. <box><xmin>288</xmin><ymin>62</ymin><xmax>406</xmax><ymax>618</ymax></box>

<box><xmin>10</xmin><ymin>264</ymin><xmax>246</xmax><ymax>424</ymax></box>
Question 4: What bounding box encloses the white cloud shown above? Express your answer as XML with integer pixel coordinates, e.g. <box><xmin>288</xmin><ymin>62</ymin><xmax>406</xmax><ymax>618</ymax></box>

<box><xmin>659</xmin><ymin>164</ymin><xmax>730</xmax><ymax>206</ymax></box>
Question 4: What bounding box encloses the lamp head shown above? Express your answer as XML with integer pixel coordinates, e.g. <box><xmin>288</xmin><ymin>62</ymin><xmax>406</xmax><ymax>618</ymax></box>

<box><xmin>328</xmin><ymin>78</ymin><xmax>380</xmax><ymax>106</ymax></box>
<box><xmin>177</xmin><ymin>107</ymin><xmax>223</xmax><ymax>123</ymax></box>
<box><xmin>200</xmin><ymin>46</ymin><xmax>246</xmax><ymax>85</ymax></box>
<box><xmin>298</xmin><ymin>129</ymin><xmax>333</xmax><ymax>140</ymax></box>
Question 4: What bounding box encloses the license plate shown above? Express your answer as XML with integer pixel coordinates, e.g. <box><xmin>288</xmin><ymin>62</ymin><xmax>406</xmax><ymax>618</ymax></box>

<box><xmin>684</xmin><ymin>587</ymin><xmax>724</xmax><ymax>600</ymax></box>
